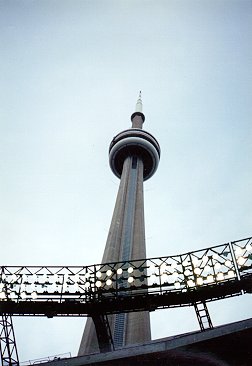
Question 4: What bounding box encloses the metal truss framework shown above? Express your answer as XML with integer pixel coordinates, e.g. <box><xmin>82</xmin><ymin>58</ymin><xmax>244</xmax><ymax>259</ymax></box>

<box><xmin>0</xmin><ymin>236</ymin><xmax>251</xmax><ymax>361</ymax></box>
<box><xmin>0</xmin><ymin>237</ymin><xmax>251</xmax><ymax>314</ymax></box>
<box><xmin>0</xmin><ymin>314</ymin><xmax>19</xmax><ymax>366</ymax></box>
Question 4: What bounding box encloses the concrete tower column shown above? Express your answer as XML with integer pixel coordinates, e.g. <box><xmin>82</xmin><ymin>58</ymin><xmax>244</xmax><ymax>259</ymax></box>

<box><xmin>78</xmin><ymin>93</ymin><xmax>160</xmax><ymax>355</ymax></box>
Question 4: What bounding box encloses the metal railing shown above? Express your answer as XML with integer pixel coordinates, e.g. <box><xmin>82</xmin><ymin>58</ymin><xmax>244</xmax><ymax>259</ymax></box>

<box><xmin>20</xmin><ymin>353</ymin><xmax>71</xmax><ymax>365</ymax></box>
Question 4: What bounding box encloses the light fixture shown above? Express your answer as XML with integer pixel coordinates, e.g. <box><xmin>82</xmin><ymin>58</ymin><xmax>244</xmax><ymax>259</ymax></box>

<box><xmin>235</xmin><ymin>247</ymin><xmax>243</xmax><ymax>256</ymax></box>
<box><xmin>96</xmin><ymin>271</ymin><xmax>102</xmax><ymax>278</ymax></box>
<box><xmin>117</xmin><ymin>268</ymin><xmax>123</xmax><ymax>275</ymax></box>
<box><xmin>196</xmin><ymin>277</ymin><xmax>204</xmax><ymax>285</ymax></box>
<box><xmin>224</xmin><ymin>260</ymin><xmax>232</xmax><ymax>267</ymax></box>
<box><xmin>194</xmin><ymin>268</ymin><xmax>201</xmax><ymax>275</ymax></box>
<box><xmin>184</xmin><ymin>269</ymin><xmax>191</xmax><ymax>276</ymax></box>
<box><xmin>237</xmin><ymin>256</ymin><xmax>246</xmax><ymax>266</ymax></box>
<box><xmin>0</xmin><ymin>291</ymin><xmax>6</xmax><ymax>300</ymax></box>
<box><xmin>128</xmin><ymin>277</ymin><xmax>134</xmax><ymax>283</ymax></box>
<box><xmin>106</xmin><ymin>269</ymin><xmax>112</xmax><ymax>276</ymax></box>
<box><xmin>31</xmin><ymin>291</ymin><xmax>38</xmax><ymax>299</ymax></box>
<box><xmin>174</xmin><ymin>282</ymin><xmax>180</xmax><ymax>289</ymax></box>
<box><xmin>187</xmin><ymin>280</ymin><xmax>194</xmax><ymax>287</ymax></box>
<box><xmin>96</xmin><ymin>281</ymin><xmax>102</xmax><ymax>288</ymax></box>
<box><xmin>216</xmin><ymin>272</ymin><xmax>224</xmax><ymax>281</ymax></box>
<box><xmin>227</xmin><ymin>270</ymin><xmax>235</xmax><ymax>278</ymax></box>
<box><xmin>20</xmin><ymin>291</ymin><xmax>27</xmax><ymax>299</ymax></box>
<box><xmin>207</xmin><ymin>275</ymin><xmax>214</xmax><ymax>283</ymax></box>
<box><xmin>128</xmin><ymin>267</ymin><xmax>134</xmax><ymax>274</ymax></box>
<box><xmin>106</xmin><ymin>279</ymin><xmax>112</xmax><ymax>286</ymax></box>
<box><xmin>84</xmin><ymin>282</ymin><xmax>90</xmax><ymax>288</ymax></box>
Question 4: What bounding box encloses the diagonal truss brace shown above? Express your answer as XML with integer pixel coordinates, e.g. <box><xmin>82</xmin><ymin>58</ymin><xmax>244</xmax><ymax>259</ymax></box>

<box><xmin>0</xmin><ymin>314</ymin><xmax>19</xmax><ymax>366</ymax></box>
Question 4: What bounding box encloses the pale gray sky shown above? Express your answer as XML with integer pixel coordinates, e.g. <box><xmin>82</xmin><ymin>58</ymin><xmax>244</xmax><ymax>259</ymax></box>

<box><xmin>0</xmin><ymin>0</ymin><xmax>252</xmax><ymax>361</ymax></box>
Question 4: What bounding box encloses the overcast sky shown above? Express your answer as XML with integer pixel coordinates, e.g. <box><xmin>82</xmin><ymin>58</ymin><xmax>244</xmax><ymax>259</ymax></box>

<box><xmin>0</xmin><ymin>0</ymin><xmax>252</xmax><ymax>361</ymax></box>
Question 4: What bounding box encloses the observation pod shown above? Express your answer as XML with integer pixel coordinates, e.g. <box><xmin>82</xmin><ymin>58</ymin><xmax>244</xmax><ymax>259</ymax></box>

<box><xmin>109</xmin><ymin>124</ymin><xmax>160</xmax><ymax>181</ymax></box>
<box><xmin>79</xmin><ymin>93</ymin><xmax>160</xmax><ymax>355</ymax></box>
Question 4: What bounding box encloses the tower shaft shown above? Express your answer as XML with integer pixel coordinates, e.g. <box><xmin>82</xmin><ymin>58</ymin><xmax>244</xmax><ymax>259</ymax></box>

<box><xmin>103</xmin><ymin>155</ymin><xmax>146</xmax><ymax>264</ymax></box>
<box><xmin>78</xmin><ymin>155</ymin><xmax>151</xmax><ymax>354</ymax></box>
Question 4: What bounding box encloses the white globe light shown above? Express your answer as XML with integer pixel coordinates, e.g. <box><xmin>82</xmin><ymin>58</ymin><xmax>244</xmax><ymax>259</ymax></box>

<box><xmin>31</xmin><ymin>291</ymin><xmax>38</xmax><ymax>299</ymax></box>
<box><xmin>225</xmin><ymin>260</ymin><xmax>232</xmax><ymax>267</ymax></box>
<box><xmin>196</xmin><ymin>277</ymin><xmax>204</xmax><ymax>285</ymax></box>
<box><xmin>216</xmin><ymin>272</ymin><xmax>224</xmax><ymax>281</ymax></box>
<box><xmin>235</xmin><ymin>247</ymin><xmax>243</xmax><ymax>256</ymax></box>
<box><xmin>106</xmin><ymin>279</ymin><xmax>112</xmax><ymax>286</ymax></box>
<box><xmin>237</xmin><ymin>256</ymin><xmax>246</xmax><ymax>266</ymax></box>
<box><xmin>227</xmin><ymin>270</ymin><xmax>235</xmax><ymax>278</ymax></box>
<box><xmin>128</xmin><ymin>277</ymin><xmax>134</xmax><ymax>283</ymax></box>
<box><xmin>187</xmin><ymin>280</ymin><xmax>194</xmax><ymax>287</ymax></box>
<box><xmin>207</xmin><ymin>275</ymin><xmax>214</xmax><ymax>283</ymax></box>
<box><xmin>184</xmin><ymin>269</ymin><xmax>191</xmax><ymax>276</ymax></box>
<box><xmin>194</xmin><ymin>268</ymin><xmax>201</xmax><ymax>275</ymax></box>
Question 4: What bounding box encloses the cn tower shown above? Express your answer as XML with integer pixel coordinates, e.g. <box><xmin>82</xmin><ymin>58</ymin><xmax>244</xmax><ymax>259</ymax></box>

<box><xmin>78</xmin><ymin>93</ymin><xmax>160</xmax><ymax>354</ymax></box>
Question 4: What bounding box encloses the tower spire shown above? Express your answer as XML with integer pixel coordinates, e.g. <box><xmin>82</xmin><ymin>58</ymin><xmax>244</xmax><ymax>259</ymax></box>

<box><xmin>135</xmin><ymin>91</ymin><xmax>142</xmax><ymax>112</ymax></box>
<box><xmin>131</xmin><ymin>91</ymin><xmax>145</xmax><ymax>129</ymax></box>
